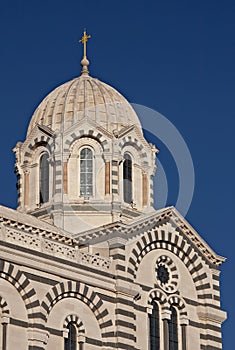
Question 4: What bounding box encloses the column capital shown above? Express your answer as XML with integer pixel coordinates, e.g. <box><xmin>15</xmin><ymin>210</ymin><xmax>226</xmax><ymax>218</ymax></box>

<box><xmin>1</xmin><ymin>315</ymin><xmax>10</xmax><ymax>324</ymax></box>
<box><xmin>161</xmin><ymin>309</ymin><xmax>171</xmax><ymax>320</ymax></box>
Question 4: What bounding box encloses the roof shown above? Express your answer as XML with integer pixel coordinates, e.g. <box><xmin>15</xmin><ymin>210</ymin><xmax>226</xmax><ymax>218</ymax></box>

<box><xmin>27</xmin><ymin>75</ymin><xmax>142</xmax><ymax>136</ymax></box>
<box><xmin>74</xmin><ymin>206</ymin><xmax>226</xmax><ymax>267</ymax></box>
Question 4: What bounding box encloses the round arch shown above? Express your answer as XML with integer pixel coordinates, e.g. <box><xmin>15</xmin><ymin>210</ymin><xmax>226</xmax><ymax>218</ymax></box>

<box><xmin>0</xmin><ymin>260</ymin><xmax>40</xmax><ymax>324</ymax></box>
<box><xmin>127</xmin><ymin>226</ymin><xmax>212</xmax><ymax>299</ymax></box>
<box><xmin>41</xmin><ymin>280</ymin><xmax>113</xmax><ymax>340</ymax></box>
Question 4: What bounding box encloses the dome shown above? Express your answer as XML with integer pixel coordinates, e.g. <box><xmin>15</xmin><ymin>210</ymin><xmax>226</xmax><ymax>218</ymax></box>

<box><xmin>27</xmin><ymin>74</ymin><xmax>142</xmax><ymax>136</ymax></box>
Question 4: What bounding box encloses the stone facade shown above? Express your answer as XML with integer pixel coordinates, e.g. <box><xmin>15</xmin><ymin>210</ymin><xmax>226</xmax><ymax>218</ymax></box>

<box><xmin>0</xmin><ymin>205</ymin><xmax>226</xmax><ymax>349</ymax></box>
<box><xmin>0</xmin><ymin>60</ymin><xmax>226</xmax><ymax>349</ymax></box>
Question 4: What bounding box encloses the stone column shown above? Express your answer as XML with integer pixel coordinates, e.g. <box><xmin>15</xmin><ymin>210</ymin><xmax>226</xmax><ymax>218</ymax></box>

<box><xmin>1</xmin><ymin>315</ymin><xmax>10</xmax><ymax>350</ymax></box>
<box><xmin>163</xmin><ymin>319</ymin><xmax>169</xmax><ymax>350</ymax></box>
<box><xmin>181</xmin><ymin>324</ymin><xmax>187</xmax><ymax>350</ymax></box>
<box><xmin>105</xmin><ymin>161</ymin><xmax>110</xmax><ymax>195</ymax></box>
<box><xmin>161</xmin><ymin>310</ymin><xmax>171</xmax><ymax>350</ymax></box>
<box><xmin>78</xmin><ymin>334</ymin><xmax>86</xmax><ymax>350</ymax></box>
<box><xmin>142</xmin><ymin>172</ymin><xmax>148</xmax><ymax>207</ymax></box>
<box><xmin>24</xmin><ymin>171</ymin><xmax>29</xmax><ymax>207</ymax></box>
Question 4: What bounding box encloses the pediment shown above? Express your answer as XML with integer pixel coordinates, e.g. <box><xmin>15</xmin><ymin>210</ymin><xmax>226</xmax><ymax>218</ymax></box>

<box><xmin>63</xmin><ymin>117</ymin><xmax>114</xmax><ymax>139</ymax></box>
<box><xmin>75</xmin><ymin>206</ymin><xmax>225</xmax><ymax>267</ymax></box>
<box><xmin>117</xmin><ymin>124</ymin><xmax>159</xmax><ymax>153</ymax></box>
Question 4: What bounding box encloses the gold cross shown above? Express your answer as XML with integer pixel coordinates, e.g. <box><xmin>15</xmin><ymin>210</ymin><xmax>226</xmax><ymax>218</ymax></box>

<box><xmin>79</xmin><ymin>29</ymin><xmax>91</xmax><ymax>58</ymax></box>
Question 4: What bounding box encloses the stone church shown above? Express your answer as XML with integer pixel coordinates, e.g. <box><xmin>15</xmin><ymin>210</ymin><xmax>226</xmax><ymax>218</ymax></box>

<box><xmin>0</xmin><ymin>32</ymin><xmax>226</xmax><ymax>350</ymax></box>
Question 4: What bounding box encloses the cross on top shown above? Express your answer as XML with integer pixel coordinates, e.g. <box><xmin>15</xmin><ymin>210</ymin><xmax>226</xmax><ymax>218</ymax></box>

<box><xmin>79</xmin><ymin>29</ymin><xmax>91</xmax><ymax>59</ymax></box>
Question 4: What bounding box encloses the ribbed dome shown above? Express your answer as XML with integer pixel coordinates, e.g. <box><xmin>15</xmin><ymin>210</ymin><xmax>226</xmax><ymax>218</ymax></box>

<box><xmin>27</xmin><ymin>75</ymin><xmax>141</xmax><ymax>136</ymax></box>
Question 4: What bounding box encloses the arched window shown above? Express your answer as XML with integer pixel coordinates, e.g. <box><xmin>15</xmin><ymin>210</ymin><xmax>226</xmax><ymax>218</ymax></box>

<box><xmin>65</xmin><ymin>322</ymin><xmax>77</xmax><ymax>350</ymax></box>
<box><xmin>169</xmin><ymin>306</ymin><xmax>178</xmax><ymax>350</ymax></box>
<box><xmin>149</xmin><ymin>301</ymin><xmax>160</xmax><ymax>350</ymax></box>
<box><xmin>39</xmin><ymin>153</ymin><xmax>49</xmax><ymax>204</ymax></box>
<box><xmin>123</xmin><ymin>153</ymin><xmax>132</xmax><ymax>203</ymax></box>
<box><xmin>80</xmin><ymin>147</ymin><xmax>93</xmax><ymax>197</ymax></box>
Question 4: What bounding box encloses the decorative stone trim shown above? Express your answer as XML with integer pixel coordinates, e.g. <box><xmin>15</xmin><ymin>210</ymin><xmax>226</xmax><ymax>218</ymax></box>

<box><xmin>127</xmin><ymin>225</ymin><xmax>213</xmax><ymax>300</ymax></box>
<box><xmin>64</xmin><ymin>129</ymin><xmax>109</xmax><ymax>155</ymax></box>
<box><xmin>0</xmin><ymin>216</ymin><xmax>74</xmax><ymax>245</ymax></box>
<box><xmin>23</xmin><ymin>135</ymin><xmax>52</xmax><ymax>164</ymax></box>
<box><xmin>148</xmin><ymin>289</ymin><xmax>171</xmax><ymax>322</ymax></box>
<box><xmin>171</xmin><ymin>210</ymin><xmax>225</xmax><ymax>266</ymax></box>
<box><xmin>197</xmin><ymin>305</ymin><xmax>227</xmax><ymax>324</ymax></box>
<box><xmin>119</xmin><ymin>136</ymin><xmax>147</xmax><ymax>161</ymax></box>
<box><xmin>0</xmin><ymin>296</ymin><xmax>10</xmax><ymax>315</ymax></box>
<box><xmin>148</xmin><ymin>289</ymin><xmax>168</xmax><ymax>307</ymax></box>
<box><xmin>41</xmin><ymin>280</ymin><xmax>113</xmax><ymax>339</ymax></box>
<box><xmin>63</xmin><ymin>314</ymin><xmax>85</xmax><ymax>334</ymax></box>
<box><xmin>167</xmin><ymin>295</ymin><xmax>188</xmax><ymax>323</ymax></box>
<box><xmin>77</xmin><ymin>334</ymin><xmax>86</xmax><ymax>343</ymax></box>
<box><xmin>1</xmin><ymin>225</ymin><xmax>112</xmax><ymax>270</ymax></box>
<box><xmin>76</xmin><ymin>207</ymin><xmax>224</xmax><ymax>268</ymax></box>
<box><xmin>0</xmin><ymin>261</ymin><xmax>40</xmax><ymax>325</ymax></box>
<box><xmin>155</xmin><ymin>255</ymin><xmax>179</xmax><ymax>293</ymax></box>
<box><xmin>1</xmin><ymin>316</ymin><xmax>10</xmax><ymax>324</ymax></box>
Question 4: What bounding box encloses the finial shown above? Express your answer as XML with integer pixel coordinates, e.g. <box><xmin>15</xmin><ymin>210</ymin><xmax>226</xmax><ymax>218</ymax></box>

<box><xmin>79</xmin><ymin>29</ymin><xmax>91</xmax><ymax>75</ymax></box>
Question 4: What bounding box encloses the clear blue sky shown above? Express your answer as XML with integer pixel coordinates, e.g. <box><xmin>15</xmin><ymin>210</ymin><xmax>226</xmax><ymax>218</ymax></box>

<box><xmin>0</xmin><ymin>1</ymin><xmax>234</xmax><ymax>348</ymax></box>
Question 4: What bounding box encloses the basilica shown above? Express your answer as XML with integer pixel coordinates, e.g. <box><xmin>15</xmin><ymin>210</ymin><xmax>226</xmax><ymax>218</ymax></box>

<box><xmin>0</xmin><ymin>31</ymin><xmax>226</xmax><ymax>349</ymax></box>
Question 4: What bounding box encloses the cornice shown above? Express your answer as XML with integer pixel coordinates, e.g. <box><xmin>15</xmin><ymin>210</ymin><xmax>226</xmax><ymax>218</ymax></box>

<box><xmin>75</xmin><ymin>206</ymin><xmax>225</xmax><ymax>267</ymax></box>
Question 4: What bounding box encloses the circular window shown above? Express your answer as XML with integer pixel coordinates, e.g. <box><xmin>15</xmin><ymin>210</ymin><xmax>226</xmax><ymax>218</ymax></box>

<box><xmin>156</xmin><ymin>265</ymin><xmax>170</xmax><ymax>284</ymax></box>
<box><xmin>155</xmin><ymin>255</ymin><xmax>179</xmax><ymax>293</ymax></box>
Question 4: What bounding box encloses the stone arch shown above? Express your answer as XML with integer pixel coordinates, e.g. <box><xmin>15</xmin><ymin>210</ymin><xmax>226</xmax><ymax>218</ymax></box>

<box><xmin>148</xmin><ymin>289</ymin><xmax>168</xmax><ymax>308</ymax></box>
<box><xmin>168</xmin><ymin>295</ymin><xmax>188</xmax><ymax>320</ymax></box>
<box><xmin>68</xmin><ymin>136</ymin><xmax>103</xmax><ymax>159</ymax></box>
<box><xmin>0</xmin><ymin>260</ymin><xmax>40</xmax><ymax>325</ymax></box>
<box><xmin>31</xmin><ymin>144</ymin><xmax>50</xmax><ymax>164</ymax></box>
<box><xmin>121</xmin><ymin>145</ymin><xmax>141</xmax><ymax>166</ymax></box>
<box><xmin>63</xmin><ymin>314</ymin><xmax>85</xmax><ymax>334</ymax></box>
<box><xmin>64</xmin><ymin>128</ymin><xmax>110</xmax><ymax>155</ymax></box>
<box><xmin>119</xmin><ymin>136</ymin><xmax>147</xmax><ymax>162</ymax></box>
<box><xmin>41</xmin><ymin>280</ymin><xmax>113</xmax><ymax>339</ymax></box>
<box><xmin>23</xmin><ymin>135</ymin><xmax>52</xmax><ymax>165</ymax></box>
<box><xmin>127</xmin><ymin>226</ymin><xmax>211</xmax><ymax>299</ymax></box>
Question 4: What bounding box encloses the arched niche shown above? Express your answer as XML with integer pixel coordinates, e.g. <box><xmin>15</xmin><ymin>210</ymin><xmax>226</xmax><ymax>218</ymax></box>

<box><xmin>45</xmin><ymin>297</ymin><xmax>102</xmax><ymax>350</ymax></box>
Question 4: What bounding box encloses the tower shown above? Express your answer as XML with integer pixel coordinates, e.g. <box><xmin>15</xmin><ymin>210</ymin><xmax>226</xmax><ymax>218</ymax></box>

<box><xmin>14</xmin><ymin>31</ymin><xmax>157</xmax><ymax>234</ymax></box>
<box><xmin>0</xmin><ymin>32</ymin><xmax>226</xmax><ymax>350</ymax></box>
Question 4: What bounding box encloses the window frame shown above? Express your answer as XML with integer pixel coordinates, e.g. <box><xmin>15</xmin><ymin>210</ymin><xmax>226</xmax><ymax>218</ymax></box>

<box><xmin>79</xmin><ymin>146</ymin><xmax>94</xmax><ymax>198</ymax></box>
<box><xmin>39</xmin><ymin>152</ymin><xmax>49</xmax><ymax>204</ymax></box>
<box><xmin>123</xmin><ymin>152</ymin><xmax>133</xmax><ymax>204</ymax></box>
<box><xmin>168</xmin><ymin>306</ymin><xmax>179</xmax><ymax>350</ymax></box>
<box><xmin>149</xmin><ymin>300</ymin><xmax>160</xmax><ymax>350</ymax></box>
<box><xmin>64</xmin><ymin>322</ymin><xmax>77</xmax><ymax>350</ymax></box>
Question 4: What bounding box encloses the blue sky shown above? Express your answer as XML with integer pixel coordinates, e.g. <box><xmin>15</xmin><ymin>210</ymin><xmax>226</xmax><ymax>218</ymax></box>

<box><xmin>0</xmin><ymin>1</ymin><xmax>234</xmax><ymax>347</ymax></box>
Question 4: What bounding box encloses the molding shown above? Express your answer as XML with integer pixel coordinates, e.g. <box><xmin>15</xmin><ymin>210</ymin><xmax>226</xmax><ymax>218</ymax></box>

<box><xmin>197</xmin><ymin>306</ymin><xmax>227</xmax><ymax>324</ymax></box>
